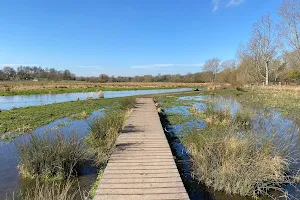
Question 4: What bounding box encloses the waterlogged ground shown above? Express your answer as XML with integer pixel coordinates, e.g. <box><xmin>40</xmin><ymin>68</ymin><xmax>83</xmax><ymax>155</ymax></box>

<box><xmin>157</xmin><ymin>93</ymin><xmax>300</xmax><ymax>200</ymax></box>
<box><xmin>0</xmin><ymin>108</ymin><xmax>105</xmax><ymax>199</ymax></box>
<box><xmin>0</xmin><ymin>88</ymin><xmax>191</xmax><ymax>110</ymax></box>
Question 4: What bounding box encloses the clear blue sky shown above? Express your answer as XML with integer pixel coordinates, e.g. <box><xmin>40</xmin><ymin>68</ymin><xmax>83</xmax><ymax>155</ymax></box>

<box><xmin>0</xmin><ymin>0</ymin><xmax>282</xmax><ymax>76</ymax></box>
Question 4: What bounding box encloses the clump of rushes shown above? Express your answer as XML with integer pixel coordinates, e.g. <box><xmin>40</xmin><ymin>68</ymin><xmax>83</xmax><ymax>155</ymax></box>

<box><xmin>117</xmin><ymin>97</ymin><xmax>136</xmax><ymax>110</ymax></box>
<box><xmin>233</xmin><ymin>108</ymin><xmax>252</xmax><ymax>127</ymax></box>
<box><xmin>7</xmin><ymin>180</ymin><xmax>86</xmax><ymax>200</ymax></box>
<box><xmin>86</xmin><ymin>97</ymin><xmax>136</xmax><ymax>166</ymax></box>
<box><xmin>183</xmin><ymin>125</ymin><xmax>298</xmax><ymax>198</ymax></box>
<box><xmin>191</xmin><ymin>103</ymin><xmax>252</xmax><ymax>128</ymax></box>
<box><xmin>16</xmin><ymin>132</ymin><xmax>89</xmax><ymax>182</ymax></box>
<box><xmin>194</xmin><ymin>103</ymin><xmax>232</xmax><ymax>126</ymax></box>
<box><xmin>86</xmin><ymin>111</ymin><xmax>127</xmax><ymax>166</ymax></box>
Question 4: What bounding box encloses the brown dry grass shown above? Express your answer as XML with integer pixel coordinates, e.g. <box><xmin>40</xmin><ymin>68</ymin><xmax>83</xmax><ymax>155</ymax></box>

<box><xmin>251</xmin><ymin>85</ymin><xmax>300</xmax><ymax>93</ymax></box>
<box><xmin>0</xmin><ymin>81</ymin><xmax>232</xmax><ymax>91</ymax></box>
<box><xmin>0</xmin><ymin>81</ymin><xmax>203</xmax><ymax>90</ymax></box>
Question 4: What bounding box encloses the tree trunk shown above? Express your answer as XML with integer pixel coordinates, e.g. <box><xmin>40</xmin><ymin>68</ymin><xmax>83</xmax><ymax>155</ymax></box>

<box><xmin>265</xmin><ymin>61</ymin><xmax>269</xmax><ymax>86</ymax></box>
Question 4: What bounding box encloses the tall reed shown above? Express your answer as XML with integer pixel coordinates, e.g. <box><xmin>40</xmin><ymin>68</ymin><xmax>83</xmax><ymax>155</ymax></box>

<box><xmin>86</xmin><ymin>111</ymin><xmax>126</xmax><ymax>165</ymax></box>
<box><xmin>183</xmin><ymin>122</ymin><xmax>298</xmax><ymax>198</ymax></box>
<box><xmin>6</xmin><ymin>180</ymin><xmax>87</xmax><ymax>200</ymax></box>
<box><xmin>117</xmin><ymin>96</ymin><xmax>136</xmax><ymax>110</ymax></box>
<box><xmin>16</xmin><ymin>132</ymin><xmax>89</xmax><ymax>181</ymax></box>
<box><xmin>86</xmin><ymin>97</ymin><xmax>136</xmax><ymax>165</ymax></box>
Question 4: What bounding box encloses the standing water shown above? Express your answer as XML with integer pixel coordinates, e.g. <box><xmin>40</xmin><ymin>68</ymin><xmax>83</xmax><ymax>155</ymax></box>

<box><xmin>159</xmin><ymin>95</ymin><xmax>300</xmax><ymax>200</ymax></box>
<box><xmin>0</xmin><ymin>88</ymin><xmax>191</xmax><ymax>110</ymax></box>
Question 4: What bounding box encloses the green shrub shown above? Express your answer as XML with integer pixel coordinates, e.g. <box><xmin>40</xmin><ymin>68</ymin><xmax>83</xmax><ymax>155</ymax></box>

<box><xmin>16</xmin><ymin>132</ymin><xmax>89</xmax><ymax>181</ymax></box>
<box><xmin>182</xmin><ymin>125</ymin><xmax>295</xmax><ymax>198</ymax></box>
<box><xmin>287</xmin><ymin>69</ymin><xmax>300</xmax><ymax>83</ymax></box>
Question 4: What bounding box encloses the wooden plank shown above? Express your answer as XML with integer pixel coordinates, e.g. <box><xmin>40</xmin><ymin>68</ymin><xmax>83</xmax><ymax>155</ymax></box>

<box><xmin>94</xmin><ymin>98</ymin><xmax>189</xmax><ymax>200</ymax></box>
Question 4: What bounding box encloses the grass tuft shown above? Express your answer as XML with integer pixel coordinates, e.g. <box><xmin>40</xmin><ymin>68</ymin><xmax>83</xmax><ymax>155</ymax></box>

<box><xmin>117</xmin><ymin>97</ymin><xmax>136</xmax><ymax>110</ymax></box>
<box><xmin>6</xmin><ymin>180</ymin><xmax>87</xmax><ymax>200</ymax></box>
<box><xmin>15</xmin><ymin>132</ymin><xmax>89</xmax><ymax>182</ymax></box>
<box><xmin>183</xmin><ymin>124</ymin><xmax>298</xmax><ymax>198</ymax></box>
<box><xmin>86</xmin><ymin>111</ymin><xmax>126</xmax><ymax>166</ymax></box>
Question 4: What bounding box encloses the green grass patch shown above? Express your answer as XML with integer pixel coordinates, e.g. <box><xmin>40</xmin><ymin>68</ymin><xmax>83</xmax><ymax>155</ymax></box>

<box><xmin>0</xmin><ymin>97</ymin><xmax>134</xmax><ymax>135</ymax></box>
<box><xmin>88</xmin><ymin>168</ymin><xmax>105</xmax><ymax>199</ymax></box>
<box><xmin>236</xmin><ymin>89</ymin><xmax>300</xmax><ymax>121</ymax></box>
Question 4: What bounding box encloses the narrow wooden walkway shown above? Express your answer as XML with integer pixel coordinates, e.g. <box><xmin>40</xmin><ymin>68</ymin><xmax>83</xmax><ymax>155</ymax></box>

<box><xmin>94</xmin><ymin>98</ymin><xmax>189</xmax><ymax>200</ymax></box>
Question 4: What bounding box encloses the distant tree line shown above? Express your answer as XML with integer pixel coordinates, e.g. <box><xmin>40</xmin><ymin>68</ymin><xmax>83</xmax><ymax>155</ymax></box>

<box><xmin>76</xmin><ymin>72</ymin><xmax>213</xmax><ymax>83</ymax></box>
<box><xmin>0</xmin><ymin>65</ymin><xmax>215</xmax><ymax>83</ymax></box>
<box><xmin>0</xmin><ymin>66</ymin><xmax>76</xmax><ymax>81</ymax></box>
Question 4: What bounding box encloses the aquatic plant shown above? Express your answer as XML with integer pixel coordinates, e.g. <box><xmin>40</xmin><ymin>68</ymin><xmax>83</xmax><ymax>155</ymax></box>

<box><xmin>16</xmin><ymin>132</ymin><xmax>89</xmax><ymax>181</ymax></box>
<box><xmin>6</xmin><ymin>180</ymin><xmax>87</xmax><ymax>200</ymax></box>
<box><xmin>117</xmin><ymin>96</ymin><xmax>136</xmax><ymax>110</ymax></box>
<box><xmin>86</xmin><ymin>111</ymin><xmax>127</xmax><ymax>165</ymax></box>
<box><xmin>81</xmin><ymin>111</ymin><xmax>88</xmax><ymax>118</ymax></box>
<box><xmin>193</xmin><ymin>103</ymin><xmax>232</xmax><ymax>126</ymax></box>
<box><xmin>183</xmin><ymin>124</ymin><xmax>299</xmax><ymax>199</ymax></box>
<box><xmin>233</xmin><ymin>108</ymin><xmax>252</xmax><ymax>127</ymax></box>
<box><xmin>88</xmin><ymin>168</ymin><xmax>105</xmax><ymax>199</ymax></box>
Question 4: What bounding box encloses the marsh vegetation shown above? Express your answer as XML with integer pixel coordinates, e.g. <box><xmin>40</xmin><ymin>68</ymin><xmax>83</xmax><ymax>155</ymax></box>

<box><xmin>156</xmin><ymin>90</ymin><xmax>300</xmax><ymax>199</ymax></box>
<box><xmin>7</xmin><ymin>180</ymin><xmax>87</xmax><ymax>200</ymax></box>
<box><xmin>0</xmin><ymin>81</ymin><xmax>205</xmax><ymax>96</ymax></box>
<box><xmin>86</xmin><ymin>97</ymin><xmax>136</xmax><ymax>165</ymax></box>
<box><xmin>2</xmin><ymin>96</ymin><xmax>136</xmax><ymax>199</ymax></box>
<box><xmin>16</xmin><ymin>132</ymin><xmax>89</xmax><ymax>181</ymax></box>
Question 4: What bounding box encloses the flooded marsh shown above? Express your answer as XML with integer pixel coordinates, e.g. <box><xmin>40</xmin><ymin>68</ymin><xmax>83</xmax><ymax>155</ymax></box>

<box><xmin>156</xmin><ymin>92</ymin><xmax>300</xmax><ymax>200</ymax></box>
<box><xmin>0</xmin><ymin>97</ymin><xmax>136</xmax><ymax>199</ymax></box>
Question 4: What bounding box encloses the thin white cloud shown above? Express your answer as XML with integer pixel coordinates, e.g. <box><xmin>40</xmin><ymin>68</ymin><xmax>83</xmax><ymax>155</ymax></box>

<box><xmin>0</xmin><ymin>64</ymin><xmax>38</xmax><ymax>68</ymax></box>
<box><xmin>227</xmin><ymin>0</ymin><xmax>244</xmax><ymax>7</ymax></box>
<box><xmin>76</xmin><ymin>66</ymin><xmax>104</xmax><ymax>69</ymax></box>
<box><xmin>130</xmin><ymin>63</ymin><xmax>203</xmax><ymax>69</ymax></box>
<box><xmin>212</xmin><ymin>0</ymin><xmax>220</xmax><ymax>12</ymax></box>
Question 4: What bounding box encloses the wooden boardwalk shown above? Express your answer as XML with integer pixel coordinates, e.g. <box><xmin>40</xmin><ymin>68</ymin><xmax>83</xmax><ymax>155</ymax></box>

<box><xmin>94</xmin><ymin>98</ymin><xmax>189</xmax><ymax>200</ymax></box>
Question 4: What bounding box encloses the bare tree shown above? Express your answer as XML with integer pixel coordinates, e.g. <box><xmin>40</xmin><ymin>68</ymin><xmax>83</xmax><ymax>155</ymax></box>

<box><xmin>203</xmin><ymin>58</ymin><xmax>221</xmax><ymax>82</ymax></box>
<box><xmin>252</xmin><ymin>14</ymin><xmax>279</xmax><ymax>85</ymax></box>
<box><xmin>279</xmin><ymin>0</ymin><xmax>300</xmax><ymax>62</ymax></box>
<box><xmin>221</xmin><ymin>60</ymin><xmax>236</xmax><ymax>70</ymax></box>
<box><xmin>237</xmin><ymin>41</ymin><xmax>265</xmax><ymax>84</ymax></box>
<box><xmin>3</xmin><ymin>66</ymin><xmax>16</xmax><ymax>80</ymax></box>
